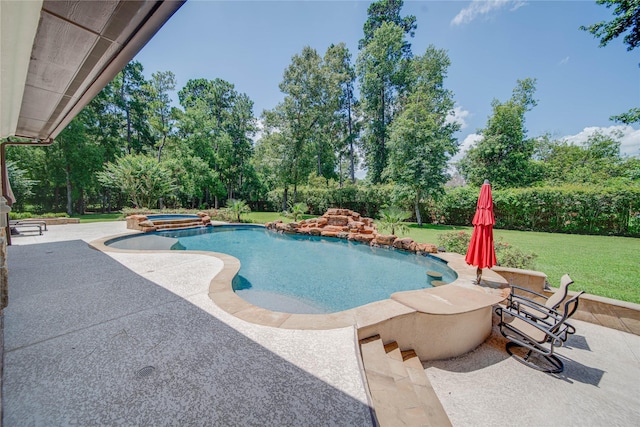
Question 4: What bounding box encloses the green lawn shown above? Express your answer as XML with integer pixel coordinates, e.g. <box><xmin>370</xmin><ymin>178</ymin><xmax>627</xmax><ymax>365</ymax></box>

<box><xmin>403</xmin><ymin>223</ymin><xmax>640</xmax><ymax>303</ymax></box>
<box><xmin>72</xmin><ymin>213</ymin><xmax>124</xmax><ymax>223</ymax></box>
<box><xmin>245</xmin><ymin>211</ymin><xmax>316</xmax><ymax>223</ymax></box>
<box><xmin>246</xmin><ymin>212</ymin><xmax>640</xmax><ymax>304</ymax></box>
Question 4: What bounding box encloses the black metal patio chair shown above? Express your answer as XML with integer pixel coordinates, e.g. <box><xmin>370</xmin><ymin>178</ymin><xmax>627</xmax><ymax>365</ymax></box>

<box><xmin>496</xmin><ymin>291</ymin><xmax>585</xmax><ymax>373</ymax></box>
<box><xmin>504</xmin><ymin>273</ymin><xmax>574</xmax><ymax>320</ymax></box>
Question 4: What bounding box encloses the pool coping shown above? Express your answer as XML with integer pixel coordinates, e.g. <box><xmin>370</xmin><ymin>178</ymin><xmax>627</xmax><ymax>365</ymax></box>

<box><xmin>89</xmin><ymin>228</ymin><xmax>509</xmax><ymax>331</ymax></box>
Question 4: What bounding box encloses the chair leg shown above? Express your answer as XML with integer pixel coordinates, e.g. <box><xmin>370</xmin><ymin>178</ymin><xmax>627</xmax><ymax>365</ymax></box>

<box><xmin>505</xmin><ymin>342</ymin><xmax>564</xmax><ymax>373</ymax></box>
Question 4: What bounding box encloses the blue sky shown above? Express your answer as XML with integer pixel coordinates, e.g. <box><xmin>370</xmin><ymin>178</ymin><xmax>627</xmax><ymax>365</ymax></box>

<box><xmin>135</xmin><ymin>0</ymin><xmax>640</xmax><ymax>159</ymax></box>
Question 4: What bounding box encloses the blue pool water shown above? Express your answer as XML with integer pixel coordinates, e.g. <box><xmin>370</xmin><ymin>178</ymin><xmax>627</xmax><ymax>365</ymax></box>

<box><xmin>107</xmin><ymin>225</ymin><xmax>457</xmax><ymax>314</ymax></box>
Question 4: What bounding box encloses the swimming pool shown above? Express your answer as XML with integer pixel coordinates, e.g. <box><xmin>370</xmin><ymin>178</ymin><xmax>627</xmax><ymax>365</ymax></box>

<box><xmin>107</xmin><ymin>225</ymin><xmax>457</xmax><ymax>314</ymax></box>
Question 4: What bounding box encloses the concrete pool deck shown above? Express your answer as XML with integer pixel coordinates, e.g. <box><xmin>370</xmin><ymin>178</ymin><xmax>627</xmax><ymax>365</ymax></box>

<box><xmin>3</xmin><ymin>221</ymin><xmax>640</xmax><ymax>425</ymax></box>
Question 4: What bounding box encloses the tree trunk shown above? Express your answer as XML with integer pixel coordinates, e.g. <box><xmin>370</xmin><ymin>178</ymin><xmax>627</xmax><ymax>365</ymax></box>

<box><xmin>65</xmin><ymin>166</ymin><xmax>72</xmax><ymax>216</ymax></box>
<box><xmin>157</xmin><ymin>134</ymin><xmax>166</xmax><ymax>162</ymax></box>
<box><xmin>126</xmin><ymin>106</ymin><xmax>132</xmax><ymax>153</ymax></box>
<box><xmin>380</xmin><ymin>85</ymin><xmax>385</xmax><ymax>183</ymax></box>
<box><xmin>77</xmin><ymin>188</ymin><xmax>84</xmax><ymax>215</ymax></box>
<box><xmin>414</xmin><ymin>194</ymin><xmax>422</xmax><ymax>227</ymax></box>
<box><xmin>283</xmin><ymin>187</ymin><xmax>288</xmax><ymax>212</ymax></box>
<box><xmin>347</xmin><ymin>87</ymin><xmax>355</xmax><ymax>183</ymax></box>
<box><xmin>338</xmin><ymin>152</ymin><xmax>343</xmax><ymax>188</ymax></box>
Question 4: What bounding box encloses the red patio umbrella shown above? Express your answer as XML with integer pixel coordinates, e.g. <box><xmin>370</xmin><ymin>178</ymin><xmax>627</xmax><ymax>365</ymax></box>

<box><xmin>465</xmin><ymin>180</ymin><xmax>497</xmax><ymax>284</ymax></box>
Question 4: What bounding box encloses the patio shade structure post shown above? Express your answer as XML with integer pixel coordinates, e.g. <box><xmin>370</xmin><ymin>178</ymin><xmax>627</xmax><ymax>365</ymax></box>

<box><xmin>465</xmin><ymin>180</ymin><xmax>497</xmax><ymax>284</ymax></box>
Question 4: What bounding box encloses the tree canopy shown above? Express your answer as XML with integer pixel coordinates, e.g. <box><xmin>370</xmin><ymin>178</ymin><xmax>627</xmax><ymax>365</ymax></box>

<box><xmin>458</xmin><ymin>78</ymin><xmax>538</xmax><ymax>188</ymax></box>
<box><xmin>581</xmin><ymin>0</ymin><xmax>640</xmax><ymax>124</ymax></box>
<box><xmin>5</xmin><ymin>0</ymin><xmax>637</xmax><ymax>221</ymax></box>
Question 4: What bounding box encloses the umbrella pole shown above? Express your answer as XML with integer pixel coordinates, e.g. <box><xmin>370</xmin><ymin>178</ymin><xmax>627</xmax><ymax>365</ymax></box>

<box><xmin>476</xmin><ymin>267</ymin><xmax>482</xmax><ymax>285</ymax></box>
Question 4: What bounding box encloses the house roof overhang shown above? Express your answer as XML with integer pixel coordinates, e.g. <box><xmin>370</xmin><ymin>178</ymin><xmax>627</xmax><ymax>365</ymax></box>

<box><xmin>0</xmin><ymin>0</ymin><xmax>185</xmax><ymax>141</ymax></box>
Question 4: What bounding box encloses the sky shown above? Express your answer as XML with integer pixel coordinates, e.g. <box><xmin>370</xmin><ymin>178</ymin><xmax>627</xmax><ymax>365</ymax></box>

<box><xmin>134</xmin><ymin>0</ymin><xmax>640</xmax><ymax>161</ymax></box>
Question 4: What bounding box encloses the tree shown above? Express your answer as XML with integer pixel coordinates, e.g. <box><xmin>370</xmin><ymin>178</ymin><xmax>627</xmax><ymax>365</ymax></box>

<box><xmin>53</xmin><ymin>110</ymin><xmax>106</xmax><ymax>215</ymax></box>
<box><xmin>114</xmin><ymin>61</ymin><xmax>153</xmax><ymax>154</ymax></box>
<box><xmin>580</xmin><ymin>0</ymin><xmax>640</xmax><ymax>51</ymax></box>
<box><xmin>258</xmin><ymin>46</ymin><xmax>338</xmax><ymax>206</ymax></box>
<box><xmin>97</xmin><ymin>154</ymin><xmax>177</xmax><ymax>209</ymax></box>
<box><xmin>458</xmin><ymin>78</ymin><xmax>538</xmax><ymax>188</ymax></box>
<box><xmin>177</xmin><ymin>78</ymin><xmax>256</xmax><ymax>207</ymax></box>
<box><xmin>6</xmin><ymin>161</ymin><xmax>37</xmax><ymax>212</ymax></box>
<box><xmin>386</xmin><ymin>46</ymin><xmax>460</xmax><ymax>226</ymax></box>
<box><xmin>223</xmin><ymin>92</ymin><xmax>256</xmax><ymax>200</ymax></box>
<box><xmin>323</xmin><ymin>43</ymin><xmax>360</xmax><ymax>184</ymax></box>
<box><xmin>359</xmin><ymin>0</ymin><xmax>417</xmax><ymax>54</ymax></box>
<box><xmin>144</xmin><ymin>71</ymin><xmax>177</xmax><ymax>161</ymax></box>
<box><xmin>533</xmin><ymin>131</ymin><xmax>631</xmax><ymax>185</ymax></box>
<box><xmin>581</xmin><ymin>0</ymin><xmax>640</xmax><ymax>124</ymax></box>
<box><xmin>257</xmin><ymin>108</ymin><xmax>314</xmax><ymax>210</ymax></box>
<box><xmin>357</xmin><ymin>22</ymin><xmax>409</xmax><ymax>183</ymax></box>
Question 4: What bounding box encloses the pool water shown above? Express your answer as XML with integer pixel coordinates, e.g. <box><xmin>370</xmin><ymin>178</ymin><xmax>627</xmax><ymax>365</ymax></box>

<box><xmin>108</xmin><ymin>225</ymin><xmax>457</xmax><ymax>314</ymax></box>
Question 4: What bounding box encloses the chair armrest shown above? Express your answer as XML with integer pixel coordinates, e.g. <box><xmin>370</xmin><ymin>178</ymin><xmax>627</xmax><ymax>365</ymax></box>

<box><xmin>511</xmin><ymin>298</ymin><xmax>564</xmax><ymax>324</ymax></box>
<box><xmin>509</xmin><ymin>285</ymin><xmax>549</xmax><ymax>300</ymax></box>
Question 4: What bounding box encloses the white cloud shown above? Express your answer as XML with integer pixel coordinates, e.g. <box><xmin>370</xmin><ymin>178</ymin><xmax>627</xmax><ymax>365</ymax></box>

<box><xmin>446</xmin><ymin>106</ymin><xmax>471</xmax><ymax>129</ymax></box>
<box><xmin>451</xmin><ymin>132</ymin><xmax>483</xmax><ymax>163</ymax></box>
<box><xmin>509</xmin><ymin>1</ymin><xmax>527</xmax><ymax>12</ymax></box>
<box><xmin>559</xmin><ymin>56</ymin><xmax>570</xmax><ymax>65</ymax></box>
<box><xmin>562</xmin><ymin>125</ymin><xmax>640</xmax><ymax>157</ymax></box>
<box><xmin>451</xmin><ymin>0</ymin><xmax>527</xmax><ymax>26</ymax></box>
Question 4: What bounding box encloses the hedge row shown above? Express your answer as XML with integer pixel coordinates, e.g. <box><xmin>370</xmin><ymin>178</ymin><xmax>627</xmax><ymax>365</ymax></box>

<box><xmin>435</xmin><ymin>186</ymin><xmax>640</xmax><ymax>236</ymax></box>
<box><xmin>264</xmin><ymin>185</ymin><xmax>396</xmax><ymax>218</ymax></box>
<box><xmin>261</xmin><ymin>184</ymin><xmax>640</xmax><ymax>236</ymax></box>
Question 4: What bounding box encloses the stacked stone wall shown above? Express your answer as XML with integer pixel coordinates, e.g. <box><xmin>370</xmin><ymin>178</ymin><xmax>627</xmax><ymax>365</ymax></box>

<box><xmin>266</xmin><ymin>208</ymin><xmax>437</xmax><ymax>255</ymax></box>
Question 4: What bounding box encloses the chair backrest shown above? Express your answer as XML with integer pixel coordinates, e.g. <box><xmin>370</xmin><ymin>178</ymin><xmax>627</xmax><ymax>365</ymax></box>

<box><xmin>545</xmin><ymin>274</ymin><xmax>573</xmax><ymax>310</ymax></box>
<box><xmin>549</xmin><ymin>291</ymin><xmax>584</xmax><ymax>335</ymax></box>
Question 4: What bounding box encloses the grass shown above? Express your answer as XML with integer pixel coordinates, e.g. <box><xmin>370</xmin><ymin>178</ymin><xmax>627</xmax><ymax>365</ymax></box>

<box><xmin>71</xmin><ymin>213</ymin><xmax>124</xmax><ymax>223</ymax></box>
<box><xmin>245</xmin><ymin>211</ymin><xmax>315</xmax><ymax>223</ymax></box>
<box><xmin>403</xmin><ymin>224</ymin><xmax>640</xmax><ymax>304</ymax></box>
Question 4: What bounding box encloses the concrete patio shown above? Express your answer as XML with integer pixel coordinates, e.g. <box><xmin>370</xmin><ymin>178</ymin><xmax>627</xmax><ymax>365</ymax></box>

<box><xmin>3</xmin><ymin>221</ymin><xmax>639</xmax><ymax>425</ymax></box>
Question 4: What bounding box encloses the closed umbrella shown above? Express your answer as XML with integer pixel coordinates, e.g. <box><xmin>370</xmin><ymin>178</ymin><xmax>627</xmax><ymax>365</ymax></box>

<box><xmin>465</xmin><ymin>180</ymin><xmax>497</xmax><ymax>284</ymax></box>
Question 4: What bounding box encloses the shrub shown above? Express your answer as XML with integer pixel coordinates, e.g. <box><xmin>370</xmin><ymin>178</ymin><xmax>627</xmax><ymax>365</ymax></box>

<box><xmin>226</xmin><ymin>199</ymin><xmax>251</xmax><ymax>222</ymax></box>
<box><xmin>494</xmin><ymin>239</ymin><xmax>537</xmax><ymax>270</ymax></box>
<box><xmin>437</xmin><ymin>231</ymin><xmax>537</xmax><ymax>269</ymax></box>
<box><xmin>210</xmin><ymin>208</ymin><xmax>236</xmax><ymax>222</ymax></box>
<box><xmin>437</xmin><ymin>231</ymin><xmax>471</xmax><ymax>254</ymax></box>
<box><xmin>265</xmin><ymin>184</ymin><xmax>395</xmax><ymax>217</ymax></box>
<box><xmin>285</xmin><ymin>202</ymin><xmax>308</xmax><ymax>222</ymax></box>
<box><xmin>432</xmin><ymin>184</ymin><xmax>640</xmax><ymax>236</ymax></box>
<box><xmin>9</xmin><ymin>212</ymin><xmax>69</xmax><ymax>220</ymax></box>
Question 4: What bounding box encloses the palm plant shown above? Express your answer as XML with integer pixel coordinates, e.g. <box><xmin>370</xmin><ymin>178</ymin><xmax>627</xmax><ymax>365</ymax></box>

<box><xmin>378</xmin><ymin>206</ymin><xmax>411</xmax><ymax>236</ymax></box>
<box><xmin>286</xmin><ymin>202</ymin><xmax>308</xmax><ymax>222</ymax></box>
<box><xmin>227</xmin><ymin>199</ymin><xmax>251</xmax><ymax>222</ymax></box>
